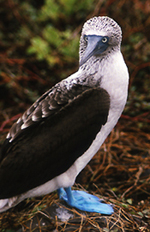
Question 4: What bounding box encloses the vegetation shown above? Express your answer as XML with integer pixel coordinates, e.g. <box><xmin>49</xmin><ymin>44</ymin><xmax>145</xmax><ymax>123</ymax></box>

<box><xmin>0</xmin><ymin>0</ymin><xmax>150</xmax><ymax>231</ymax></box>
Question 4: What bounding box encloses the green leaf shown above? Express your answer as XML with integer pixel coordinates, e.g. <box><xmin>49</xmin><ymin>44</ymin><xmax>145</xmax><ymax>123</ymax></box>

<box><xmin>27</xmin><ymin>37</ymin><xmax>50</xmax><ymax>60</ymax></box>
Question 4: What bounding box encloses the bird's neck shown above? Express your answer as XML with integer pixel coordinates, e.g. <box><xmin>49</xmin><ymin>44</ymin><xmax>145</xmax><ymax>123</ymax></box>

<box><xmin>65</xmin><ymin>50</ymin><xmax>128</xmax><ymax>95</ymax></box>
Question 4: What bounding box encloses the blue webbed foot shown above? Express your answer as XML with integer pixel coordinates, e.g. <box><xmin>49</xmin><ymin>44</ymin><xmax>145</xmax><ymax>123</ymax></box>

<box><xmin>57</xmin><ymin>187</ymin><xmax>114</xmax><ymax>215</ymax></box>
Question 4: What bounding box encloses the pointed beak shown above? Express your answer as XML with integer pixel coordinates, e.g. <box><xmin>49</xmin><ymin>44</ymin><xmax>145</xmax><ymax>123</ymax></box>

<box><xmin>79</xmin><ymin>35</ymin><xmax>109</xmax><ymax>67</ymax></box>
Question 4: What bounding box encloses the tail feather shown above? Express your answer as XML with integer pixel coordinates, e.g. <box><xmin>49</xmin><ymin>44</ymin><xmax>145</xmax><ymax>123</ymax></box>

<box><xmin>0</xmin><ymin>199</ymin><xmax>8</xmax><ymax>208</ymax></box>
<box><xmin>0</xmin><ymin>197</ymin><xmax>18</xmax><ymax>213</ymax></box>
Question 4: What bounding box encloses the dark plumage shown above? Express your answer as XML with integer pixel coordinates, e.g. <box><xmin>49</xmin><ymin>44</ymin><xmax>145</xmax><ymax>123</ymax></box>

<box><xmin>0</xmin><ymin>86</ymin><xmax>110</xmax><ymax>198</ymax></box>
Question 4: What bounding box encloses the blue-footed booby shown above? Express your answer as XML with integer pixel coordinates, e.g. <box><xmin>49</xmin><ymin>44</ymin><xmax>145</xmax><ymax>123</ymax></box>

<box><xmin>0</xmin><ymin>16</ymin><xmax>129</xmax><ymax>214</ymax></box>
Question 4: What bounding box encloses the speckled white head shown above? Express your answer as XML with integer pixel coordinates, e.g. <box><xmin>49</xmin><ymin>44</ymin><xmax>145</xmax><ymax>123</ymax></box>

<box><xmin>79</xmin><ymin>16</ymin><xmax>122</xmax><ymax>64</ymax></box>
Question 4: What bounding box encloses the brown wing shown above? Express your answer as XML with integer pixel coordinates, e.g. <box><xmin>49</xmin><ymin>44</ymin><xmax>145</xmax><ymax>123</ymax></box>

<box><xmin>0</xmin><ymin>84</ymin><xmax>110</xmax><ymax>198</ymax></box>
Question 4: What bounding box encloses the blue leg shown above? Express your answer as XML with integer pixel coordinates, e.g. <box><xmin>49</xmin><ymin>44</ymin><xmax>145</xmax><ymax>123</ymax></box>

<box><xmin>57</xmin><ymin>187</ymin><xmax>114</xmax><ymax>215</ymax></box>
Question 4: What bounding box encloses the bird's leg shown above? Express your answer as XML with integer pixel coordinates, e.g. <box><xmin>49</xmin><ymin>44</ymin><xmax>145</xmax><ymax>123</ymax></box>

<box><xmin>57</xmin><ymin>187</ymin><xmax>114</xmax><ymax>215</ymax></box>
<box><xmin>57</xmin><ymin>188</ymin><xmax>65</xmax><ymax>199</ymax></box>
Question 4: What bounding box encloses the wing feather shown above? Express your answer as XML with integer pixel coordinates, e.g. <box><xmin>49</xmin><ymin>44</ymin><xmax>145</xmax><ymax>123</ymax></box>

<box><xmin>0</xmin><ymin>84</ymin><xmax>110</xmax><ymax>198</ymax></box>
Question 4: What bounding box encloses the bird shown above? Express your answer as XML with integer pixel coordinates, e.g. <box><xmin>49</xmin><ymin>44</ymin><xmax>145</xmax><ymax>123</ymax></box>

<box><xmin>0</xmin><ymin>16</ymin><xmax>129</xmax><ymax>215</ymax></box>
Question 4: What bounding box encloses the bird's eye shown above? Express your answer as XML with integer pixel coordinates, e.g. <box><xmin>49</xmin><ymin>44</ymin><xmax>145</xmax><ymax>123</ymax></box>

<box><xmin>84</xmin><ymin>35</ymin><xmax>88</xmax><ymax>42</ymax></box>
<box><xmin>102</xmin><ymin>37</ymin><xmax>108</xmax><ymax>43</ymax></box>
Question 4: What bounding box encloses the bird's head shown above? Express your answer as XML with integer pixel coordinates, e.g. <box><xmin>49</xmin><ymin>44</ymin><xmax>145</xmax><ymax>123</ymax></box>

<box><xmin>79</xmin><ymin>16</ymin><xmax>122</xmax><ymax>67</ymax></box>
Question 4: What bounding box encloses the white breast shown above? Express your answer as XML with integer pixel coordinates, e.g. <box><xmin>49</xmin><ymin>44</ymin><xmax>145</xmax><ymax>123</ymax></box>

<box><xmin>73</xmin><ymin>51</ymin><xmax>129</xmax><ymax>177</ymax></box>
